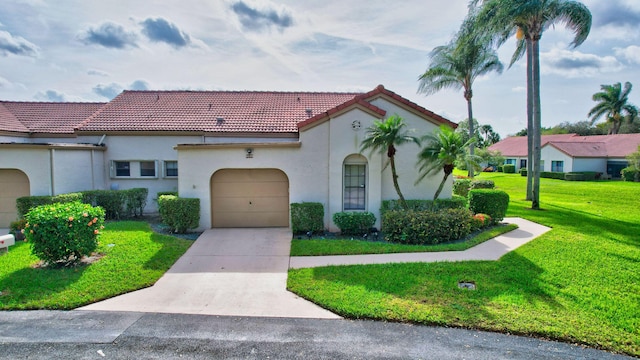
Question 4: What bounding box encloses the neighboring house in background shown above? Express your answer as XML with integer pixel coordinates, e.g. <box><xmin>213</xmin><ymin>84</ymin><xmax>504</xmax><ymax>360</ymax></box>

<box><xmin>0</xmin><ymin>85</ymin><xmax>456</xmax><ymax>230</ymax></box>
<box><xmin>489</xmin><ymin>133</ymin><xmax>640</xmax><ymax>178</ymax></box>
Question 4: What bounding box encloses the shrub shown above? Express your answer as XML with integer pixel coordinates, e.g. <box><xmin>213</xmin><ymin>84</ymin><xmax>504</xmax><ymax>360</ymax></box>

<box><xmin>453</xmin><ymin>179</ymin><xmax>472</xmax><ymax>197</ymax></box>
<box><xmin>158</xmin><ymin>195</ymin><xmax>200</xmax><ymax>233</ymax></box>
<box><xmin>157</xmin><ymin>191</ymin><xmax>178</xmax><ymax>198</ymax></box>
<box><xmin>503</xmin><ymin>164</ymin><xmax>516</xmax><ymax>173</ymax></box>
<box><xmin>82</xmin><ymin>190</ymin><xmax>126</xmax><ymax>220</ymax></box>
<box><xmin>24</xmin><ymin>201</ymin><xmax>105</xmax><ymax>267</ymax></box>
<box><xmin>9</xmin><ymin>219</ymin><xmax>27</xmax><ymax>240</ymax></box>
<box><xmin>124</xmin><ymin>188</ymin><xmax>148</xmax><ymax>217</ymax></box>
<box><xmin>382</xmin><ymin>208</ymin><xmax>473</xmax><ymax>245</ymax></box>
<box><xmin>470</xmin><ymin>213</ymin><xmax>492</xmax><ymax>232</ymax></box>
<box><xmin>540</xmin><ymin>171</ymin><xmax>565</xmax><ymax>180</ymax></box>
<box><xmin>380</xmin><ymin>197</ymin><xmax>467</xmax><ymax>217</ymax></box>
<box><xmin>497</xmin><ymin>165</ymin><xmax>504</xmax><ymax>172</ymax></box>
<box><xmin>468</xmin><ymin>189</ymin><xmax>509</xmax><ymax>224</ymax></box>
<box><xmin>291</xmin><ymin>202</ymin><xmax>324</xmax><ymax>234</ymax></box>
<box><xmin>332</xmin><ymin>212</ymin><xmax>376</xmax><ymax>236</ymax></box>
<box><xmin>469</xmin><ymin>180</ymin><xmax>495</xmax><ymax>190</ymax></box>
<box><xmin>16</xmin><ymin>193</ymin><xmax>83</xmax><ymax>218</ymax></box>
<box><xmin>520</xmin><ymin>168</ymin><xmax>527</xmax><ymax>176</ymax></box>
<box><xmin>565</xmin><ymin>173</ymin><xmax>584</xmax><ymax>181</ymax></box>
<box><xmin>621</xmin><ymin>167</ymin><xmax>640</xmax><ymax>182</ymax></box>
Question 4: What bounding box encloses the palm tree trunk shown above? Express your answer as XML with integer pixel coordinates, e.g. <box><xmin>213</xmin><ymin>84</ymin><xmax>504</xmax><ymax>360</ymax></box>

<box><xmin>526</xmin><ymin>38</ymin><xmax>534</xmax><ymax>201</ymax></box>
<box><xmin>466</xmin><ymin>91</ymin><xmax>475</xmax><ymax>178</ymax></box>
<box><xmin>433</xmin><ymin>172</ymin><xmax>450</xmax><ymax>201</ymax></box>
<box><xmin>531</xmin><ymin>37</ymin><xmax>542</xmax><ymax>210</ymax></box>
<box><xmin>389</xmin><ymin>155</ymin><xmax>408</xmax><ymax>210</ymax></box>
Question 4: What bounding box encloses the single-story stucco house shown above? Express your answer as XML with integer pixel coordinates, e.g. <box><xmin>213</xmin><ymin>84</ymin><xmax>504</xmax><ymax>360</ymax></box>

<box><xmin>489</xmin><ymin>133</ymin><xmax>640</xmax><ymax>178</ymax></box>
<box><xmin>0</xmin><ymin>85</ymin><xmax>456</xmax><ymax>231</ymax></box>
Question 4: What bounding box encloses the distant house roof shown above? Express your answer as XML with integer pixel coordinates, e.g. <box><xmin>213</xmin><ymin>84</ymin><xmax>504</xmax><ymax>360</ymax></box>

<box><xmin>0</xmin><ymin>101</ymin><xmax>105</xmax><ymax>134</ymax></box>
<box><xmin>489</xmin><ymin>133</ymin><xmax>640</xmax><ymax>158</ymax></box>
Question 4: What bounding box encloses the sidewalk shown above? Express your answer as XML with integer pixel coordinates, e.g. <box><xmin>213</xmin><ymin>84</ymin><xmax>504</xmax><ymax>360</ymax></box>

<box><xmin>289</xmin><ymin>217</ymin><xmax>551</xmax><ymax>268</ymax></box>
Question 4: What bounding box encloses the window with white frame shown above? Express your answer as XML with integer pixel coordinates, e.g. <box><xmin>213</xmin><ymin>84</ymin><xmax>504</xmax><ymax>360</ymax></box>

<box><xmin>551</xmin><ymin>160</ymin><xmax>564</xmax><ymax>172</ymax></box>
<box><xmin>343</xmin><ymin>154</ymin><xmax>367</xmax><ymax>211</ymax></box>
<box><xmin>164</xmin><ymin>161</ymin><xmax>178</xmax><ymax>177</ymax></box>
<box><xmin>111</xmin><ymin>160</ymin><xmax>158</xmax><ymax>179</ymax></box>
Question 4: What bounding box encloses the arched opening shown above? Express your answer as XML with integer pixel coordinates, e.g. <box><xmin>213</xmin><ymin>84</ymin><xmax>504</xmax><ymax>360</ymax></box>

<box><xmin>342</xmin><ymin>154</ymin><xmax>368</xmax><ymax>211</ymax></box>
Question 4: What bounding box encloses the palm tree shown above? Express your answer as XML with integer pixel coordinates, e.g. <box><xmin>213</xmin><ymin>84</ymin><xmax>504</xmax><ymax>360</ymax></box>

<box><xmin>416</xmin><ymin>125</ymin><xmax>478</xmax><ymax>201</ymax></box>
<box><xmin>588</xmin><ymin>82</ymin><xmax>638</xmax><ymax>135</ymax></box>
<box><xmin>474</xmin><ymin>0</ymin><xmax>591</xmax><ymax>209</ymax></box>
<box><xmin>360</xmin><ymin>115</ymin><xmax>420</xmax><ymax>210</ymax></box>
<box><xmin>418</xmin><ymin>11</ymin><xmax>503</xmax><ymax>178</ymax></box>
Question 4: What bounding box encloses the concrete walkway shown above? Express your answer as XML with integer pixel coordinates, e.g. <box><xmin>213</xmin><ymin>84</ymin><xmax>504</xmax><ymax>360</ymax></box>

<box><xmin>290</xmin><ymin>217</ymin><xmax>551</xmax><ymax>268</ymax></box>
<box><xmin>78</xmin><ymin>217</ymin><xmax>550</xmax><ymax>319</ymax></box>
<box><xmin>80</xmin><ymin>228</ymin><xmax>340</xmax><ymax>319</ymax></box>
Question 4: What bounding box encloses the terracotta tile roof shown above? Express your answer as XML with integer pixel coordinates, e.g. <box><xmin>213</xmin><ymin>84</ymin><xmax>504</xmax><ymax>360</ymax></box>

<box><xmin>489</xmin><ymin>133</ymin><xmax>640</xmax><ymax>158</ymax></box>
<box><xmin>297</xmin><ymin>98</ymin><xmax>386</xmax><ymax>129</ymax></box>
<box><xmin>0</xmin><ymin>101</ymin><xmax>105</xmax><ymax>134</ymax></box>
<box><xmin>77</xmin><ymin>90</ymin><xmax>360</xmax><ymax>133</ymax></box>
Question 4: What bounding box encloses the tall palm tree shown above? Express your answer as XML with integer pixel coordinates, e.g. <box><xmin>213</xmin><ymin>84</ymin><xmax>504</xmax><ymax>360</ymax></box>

<box><xmin>416</xmin><ymin>125</ymin><xmax>478</xmax><ymax>201</ymax></box>
<box><xmin>588</xmin><ymin>82</ymin><xmax>638</xmax><ymax>135</ymax></box>
<box><xmin>360</xmin><ymin>115</ymin><xmax>420</xmax><ymax>210</ymax></box>
<box><xmin>474</xmin><ymin>0</ymin><xmax>591</xmax><ymax>209</ymax></box>
<box><xmin>418</xmin><ymin>11</ymin><xmax>503</xmax><ymax>178</ymax></box>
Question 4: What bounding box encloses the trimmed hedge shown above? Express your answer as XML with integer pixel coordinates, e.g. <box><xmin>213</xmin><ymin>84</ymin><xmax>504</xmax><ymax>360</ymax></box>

<box><xmin>520</xmin><ymin>168</ymin><xmax>527</xmax><ymax>176</ymax></box>
<box><xmin>291</xmin><ymin>202</ymin><xmax>325</xmax><ymax>234</ymax></box>
<box><xmin>82</xmin><ymin>190</ymin><xmax>126</xmax><ymax>220</ymax></box>
<box><xmin>382</xmin><ymin>208</ymin><xmax>473</xmax><ymax>245</ymax></box>
<box><xmin>125</xmin><ymin>188</ymin><xmax>148</xmax><ymax>217</ymax></box>
<box><xmin>16</xmin><ymin>193</ymin><xmax>83</xmax><ymax>218</ymax></box>
<box><xmin>468</xmin><ymin>189</ymin><xmax>509</xmax><ymax>224</ymax></box>
<box><xmin>453</xmin><ymin>179</ymin><xmax>472</xmax><ymax>197</ymax></box>
<box><xmin>24</xmin><ymin>201</ymin><xmax>105</xmax><ymax>267</ymax></box>
<box><xmin>469</xmin><ymin>180</ymin><xmax>495</xmax><ymax>190</ymax></box>
<box><xmin>541</xmin><ymin>171</ymin><xmax>565</xmax><ymax>180</ymax></box>
<box><xmin>157</xmin><ymin>191</ymin><xmax>179</xmax><ymax>198</ymax></box>
<box><xmin>621</xmin><ymin>167</ymin><xmax>640</xmax><ymax>182</ymax></box>
<box><xmin>332</xmin><ymin>212</ymin><xmax>376</xmax><ymax>236</ymax></box>
<box><xmin>158</xmin><ymin>195</ymin><xmax>200</xmax><ymax>233</ymax></box>
<box><xmin>503</xmin><ymin>164</ymin><xmax>516</xmax><ymax>173</ymax></box>
<box><xmin>564</xmin><ymin>172</ymin><xmax>599</xmax><ymax>181</ymax></box>
<box><xmin>380</xmin><ymin>196</ymin><xmax>467</xmax><ymax>217</ymax></box>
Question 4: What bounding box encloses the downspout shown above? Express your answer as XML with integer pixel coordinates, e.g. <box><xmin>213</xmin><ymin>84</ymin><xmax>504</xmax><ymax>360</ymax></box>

<box><xmin>327</xmin><ymin>118</ymin><xmax>332</xmax><ymax>231</ymax></box>
<box><xmin>91</xmin><ymin>150</ymin><xmax>95</xmax><ymax>190</ymax></box>
<box><xmin>49</xmin><ymin>149</ymin><xmax>55</xmax><ymax>196</ymax></box>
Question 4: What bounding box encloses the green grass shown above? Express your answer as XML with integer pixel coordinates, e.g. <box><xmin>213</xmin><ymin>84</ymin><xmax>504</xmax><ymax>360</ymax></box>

<box><xmin>288</xmin><ymin>173</ymin><xmax>640</xmax><ymax>356</ymax></box>
<box><xmin>291</xmin><ymin>224</ymin><xmax>518</xmax><ymax>256</ymax></box>
<box><xmin>0</xmin><ymin>221</ymin><xmax>191</xmax><ymax>309</ymax></box>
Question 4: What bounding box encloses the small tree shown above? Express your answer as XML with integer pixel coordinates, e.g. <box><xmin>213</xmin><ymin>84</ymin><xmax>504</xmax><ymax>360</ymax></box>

<box><xmin>416</xmin><ymin>125</ymin><xmax>478</xmax><ymax>200</ymax></box>
<box><xmin>360</xmin><ymin>115</ymin><xmax>420</xmax><ymax>210</ymax></box>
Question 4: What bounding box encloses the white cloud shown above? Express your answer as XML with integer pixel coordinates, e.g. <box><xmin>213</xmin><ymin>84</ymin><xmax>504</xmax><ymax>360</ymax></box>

<box><xmin>540</xmin><ymin>48</ymin><xmax>624</xmax><ymax>77</ymax></box>
<box><xmin>512</xmin><ymin>86</ymin><xmax>526</xmax><ymax>93</ymax></box>
<box><xmin>614</xmin><ymin>45</ymin><xmax>640</xmax><ymax>65</ymax></box>
<box><xmin>0</xmin><ymin>30</ymin><xmax>39</xmax><ymax>57</ymax></box>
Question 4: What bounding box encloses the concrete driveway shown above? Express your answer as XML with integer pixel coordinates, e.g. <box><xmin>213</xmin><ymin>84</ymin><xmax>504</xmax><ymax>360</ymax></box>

<box><xmin>80</xmin><ymin>228</ymin><xmax>339</xmax><ymax>319</ymax></box>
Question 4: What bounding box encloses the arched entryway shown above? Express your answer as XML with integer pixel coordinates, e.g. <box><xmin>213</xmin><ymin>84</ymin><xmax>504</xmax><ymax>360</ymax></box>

<box><xmin>0</xmin><ymin>169</ymin><xmax>30</xmax><ymax>227</ymax></box>
<box><xmin>210</xmin><ymin>169</ymin><xmax>289</xmax><ymax>228</ymax></box>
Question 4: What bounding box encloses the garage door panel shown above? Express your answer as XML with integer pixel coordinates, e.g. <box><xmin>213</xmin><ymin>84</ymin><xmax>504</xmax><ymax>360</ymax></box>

<box><xmin>0</xmin><ymin>169</ymin><xmax>30</xmax><ymax>227</ymax></box>
<box><xmin>211</xmin><ymin>169</ymin><xmax>289</xmax><ymax>228</ymax></box>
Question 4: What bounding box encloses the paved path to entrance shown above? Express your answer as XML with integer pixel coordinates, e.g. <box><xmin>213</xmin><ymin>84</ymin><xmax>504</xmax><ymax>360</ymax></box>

<box><xmin>80</xmin><ymin>228</ymin><xmax>340</xmax><ymax>319</ymax></box>
<box><xmin>290</xmin><ymin>217</ymin><xmax>551</xmax><ymax>268</ymax></box>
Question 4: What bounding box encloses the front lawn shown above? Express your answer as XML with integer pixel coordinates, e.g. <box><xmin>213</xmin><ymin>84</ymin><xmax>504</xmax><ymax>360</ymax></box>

<box><xmin>0</xmin><ymin>221</ymin><xmax>192</xmax><ymax>309</ymax></box>
<box><xmin>287</xmin><ymin>174</ymin><xmax>640</xmax><ymax>356</ymax></box>
<box><xmin>290</xmin><ymin>223</ymin><xmax>517</xmax><ymax>256</ymax></box>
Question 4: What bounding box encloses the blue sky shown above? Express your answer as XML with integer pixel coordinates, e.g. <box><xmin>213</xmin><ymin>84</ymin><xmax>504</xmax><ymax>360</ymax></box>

<box><xmin>0</xmin><ymin>0</ymin><xmax>639</xmax><ymax>137</ymax></box>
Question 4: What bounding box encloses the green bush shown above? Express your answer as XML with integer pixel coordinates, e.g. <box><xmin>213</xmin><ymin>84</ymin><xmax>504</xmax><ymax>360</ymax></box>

<box><xmin>16</xmin><ymin>193</ymin><xmax>83</xmax><ymax>218</ymax></box>
<box><xmin>82</xmin><ymin>190</ymin><xmax>126</xmax><ymax>220</ymax></box>
<box><xmin>621</xmin><ymin>167</ymin><xmax>640</xmax><ymax>182</ymax></box>
<box><xmin>453</xmin><ymin>179</ymin><xmax>472</xmax><ymax>197</ymax></box>
<box><xmin>468</xmin><ymin>189</ymin><xmax>510</xmax><ymax>224</ymax></box>
<box><xmin>564</xmin><ymin>173</ymin><xmax>584</xmax><ymax>181</ymax></box>
<box><xmin>503</xmin><ymin>164</ymin><xmax>516</xmax><ymax>173</ymax></box>
<box><xmin>470</xmin><ymin>213</ymin><xmax>492</xmax><ymax>232</ymax></box>
<box><xmin>24</xmin><ymin>201</ymin><xmax>105</xmax><ymax>267</ymax></box>
<box><xmin>469</xmin><ymin>180</ymin><xmax>495</xmax><ymax>190</ymax></box>
<box><xmin>382</xmin><ymin>208</ymin><xmax>473</xmax><ymax>245</ymax></box>
<box><xmin>124</xmin><ymin>188</ymin><xmax>148</xmax><ymax>217</ymax></box>
<box><xmin>520</xmin><ymin>168</ymin><xmax>527</xmax><ymax>176</ymax></box>
<box><xmin>380</xmin><ymin>196</ymin><xmax>467</xmax><ymax>217</ymax></box>
<box><xmin>157</xmin><ymin>191</ymin><xmax>178</xmax><ymax>198</ymax></box>
<box><xmin>332</xmin><ymin>212</ymin><xmax>376</xmax><ymax>235</ymax></box>
<box><xmin>291</xmin><ymin>202</ymin><xmax>324</xmax><ymax>234</ymax></box>
<box><xmin>541</xmin><ymin>171</ymin><xmax>565</xmax><ymax>180</ymax></box>
<box><xmin>497</xmin><ymin>165</ymin><xmax>504</xmax><ymax>172</ymax></box>
<box><xmin>158</xmin><ymin>195</ymin><xmax>200</xmax><ymax>233</ymax></box>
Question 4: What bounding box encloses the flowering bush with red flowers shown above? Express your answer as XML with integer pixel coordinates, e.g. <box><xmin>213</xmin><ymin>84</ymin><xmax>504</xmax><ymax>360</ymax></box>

<box><xmin>471</xmin><ymin>213</ymin><xmax>492</xmax><ymax>232</ymax></box>
<box><xmin>24</xmin><ymin>201</ymin><xmax>105</xmax><ymax>267</ymax></box>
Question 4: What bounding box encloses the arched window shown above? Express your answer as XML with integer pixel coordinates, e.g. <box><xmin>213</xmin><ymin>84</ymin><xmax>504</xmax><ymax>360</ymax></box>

<box><xmin>343</xmin><ymin>154</ymin><xmax>367</xmax><ymax>210</ymax></box>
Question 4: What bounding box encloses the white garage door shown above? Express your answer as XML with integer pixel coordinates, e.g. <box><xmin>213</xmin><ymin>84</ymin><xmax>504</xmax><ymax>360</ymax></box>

<box><xmin>211</xmin><ymin>169</ymin><xmax>289</xmax><ymax>228</ymax></box>
<box><xmin>0</xmin><ymin>169</ymin><xmax>30</xmax><ymax>227</ymax></box>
